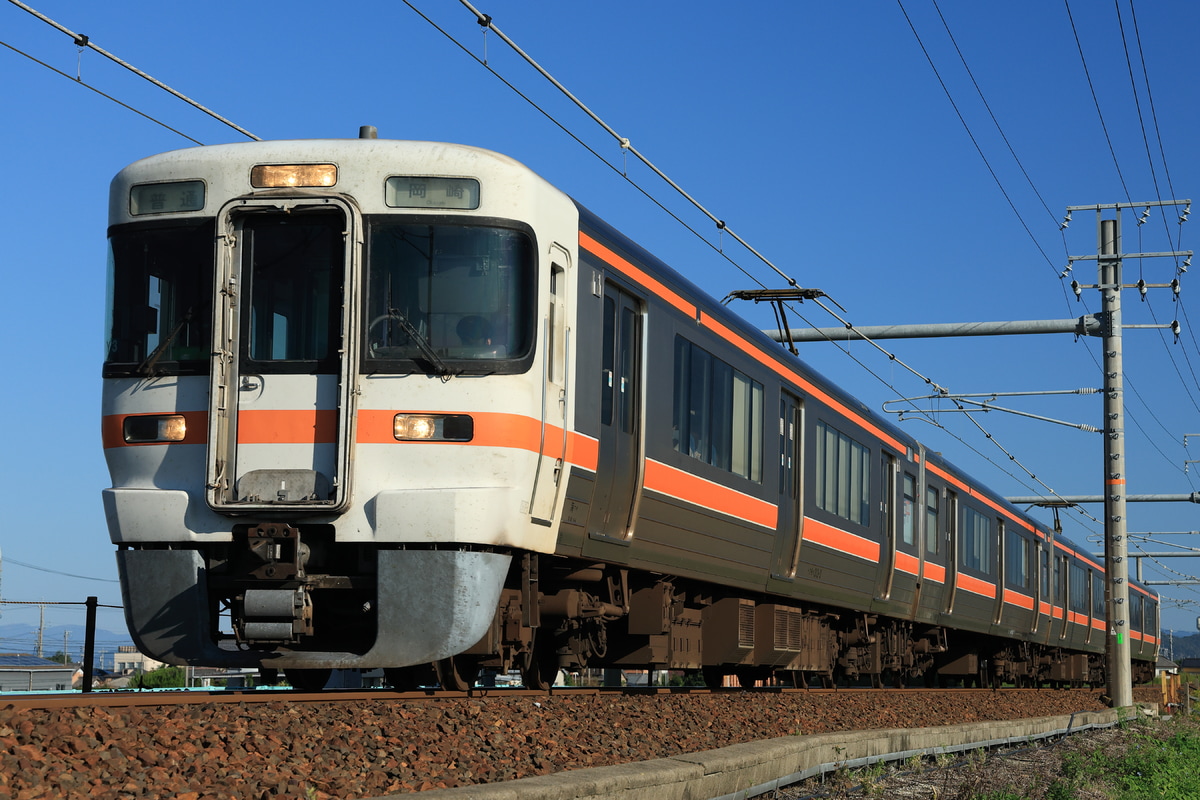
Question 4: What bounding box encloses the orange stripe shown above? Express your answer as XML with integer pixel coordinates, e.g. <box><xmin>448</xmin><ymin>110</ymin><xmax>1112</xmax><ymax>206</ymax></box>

<box><xmin>1003</xmin><ymin>589</ymin><xmax>1035</xmax><ymax>611</ymax></box>
<box><xmin>237</xmin><ymin>409</ymin><xmax>336</xmax><ymax>444</ymax></box>
<box><xmin>101</xmin><ymin>411</ymin><xmax>209</xmax><ymax>448</ymax></box>
<box><xmin>356</xmin><ymin>409</ymin><xmax>602</xmax><ymax>473</ymax></box>
<box><xmin>643</xmin><ymin>459</ymin><xmax>777</xmax><ymax>529</ymax></box>
<box><xmin>922</xmin><ymin>561</ymin><xmax>947</xmax><ymax>584</ymax></box>
<box><xmin>1039</xmin><ymin>601</ymin><xmax>1053</xmax><ymax>616</ymax></box>
<box><xmin>896</xmin><ymin>550</ymin><xmax>920</xmax><ymax>577</ymax></box>
<box><xmin>580</xmin><ymin>231</ymin><xmax>695</xmax><ymax>317</ymax></box>
<box><xmin>957</xmin><ymin>572</ymin><xmax>997</xmax><ymax>599</ymax></box>
<box><xmin>802</xmin><ymin>517</ymin><xmax>880</xmax><ymax>563</ymax></box>
<box><xmin>567</xmin><ymin>432</ymin><xmax>599</xmax><ymax>471</ymax></box>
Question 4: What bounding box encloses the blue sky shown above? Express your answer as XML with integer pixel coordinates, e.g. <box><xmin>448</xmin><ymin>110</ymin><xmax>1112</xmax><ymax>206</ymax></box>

<box><xmin>2</xmin><ymin>1</ymin><xmax>1199</xmax><ymax>647</ymax></box>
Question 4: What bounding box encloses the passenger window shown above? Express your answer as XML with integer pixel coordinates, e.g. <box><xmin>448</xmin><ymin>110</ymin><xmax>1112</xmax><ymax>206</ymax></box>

<box><xmin>1004</xmin><ymin>529</ymin><xmax>1031</xmax><ymax>591</ymax></box>
<box><xmin>925</xmin><ymin>486</ymin><xmax>940</xmax><ymax>555</ymax></box>
<box><xmin>901</xmin><ymin>474</ymin><xmax>916</xmax><ymax>547</ymax></box>
<box><xmin>672</xmin><ymin>336</ymin><xmax>763</xmax><ymax>481</ymax></box>
<box><xmin>961</xmin><ymin>506</ymin><xmax>991</xmax><ymax>574</ymax></box>
<box><xmin>815</xmin><ymin>420</ymin><xmax>871</xmax><ymax>526</ymax></box>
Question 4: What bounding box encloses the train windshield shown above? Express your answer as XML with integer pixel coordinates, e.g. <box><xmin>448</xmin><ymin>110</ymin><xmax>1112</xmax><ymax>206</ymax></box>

<box><xmin>105</xmin><ymin>220</ymin><xmax>215</xmax><ymax>377</ymax></box>
<box><xmin>364</xmin><ymin>221</ymin><xmax>535</xmax><ymax>374</ymax></box>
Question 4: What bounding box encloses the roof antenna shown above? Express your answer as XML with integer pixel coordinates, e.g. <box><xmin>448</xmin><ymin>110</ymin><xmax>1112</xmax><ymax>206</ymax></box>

<box><xmin>359</xmin><ymin>125</ymin><xmax>378</xmax><ymax>139</ymax></box>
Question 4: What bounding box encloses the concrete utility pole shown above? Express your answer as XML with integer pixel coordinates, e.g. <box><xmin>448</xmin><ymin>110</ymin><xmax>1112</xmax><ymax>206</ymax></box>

<box><xmin>1097</xmin><ymin>214</ymin><xmax>1133</xmax><ymax>710</ymax></box>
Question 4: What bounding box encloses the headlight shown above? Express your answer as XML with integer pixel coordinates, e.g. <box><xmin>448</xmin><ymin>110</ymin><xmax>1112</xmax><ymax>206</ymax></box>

<box><xmin>123</xmin><ymin>414</ymin><xmax>187</xmax><ymax>443</ymax></box>
<box><xmin>393</xmin><ymin>414</ymin><xmax>473</xmax><ymax>442</ymax></box>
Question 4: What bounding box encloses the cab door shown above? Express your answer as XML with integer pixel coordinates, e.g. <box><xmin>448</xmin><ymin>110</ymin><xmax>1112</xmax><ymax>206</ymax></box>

<box><xmin>206</xmin><ymin>200</ymin><xmax>359</xmax><ymax>512</ymax></box>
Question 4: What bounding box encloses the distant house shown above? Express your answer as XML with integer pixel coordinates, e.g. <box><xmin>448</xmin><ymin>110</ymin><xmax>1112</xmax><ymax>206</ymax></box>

<box><xmin>113</xmin><ymin>645</ymin><xmax>162</xmax><ymax>675</ymax></box>
<box><xmin>1176</xmin><ymin>657</ymin><xmax>1200</xmax><ymax>676</ymax></box>
<box><xmin>0</xmin><ymin>653</ymin><xmax>79</xmax><ymax>692</ymax></box>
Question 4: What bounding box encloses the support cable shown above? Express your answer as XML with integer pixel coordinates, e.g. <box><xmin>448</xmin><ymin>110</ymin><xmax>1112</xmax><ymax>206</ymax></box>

<box><xmin>6</xmin><ymin>0</ymin><xmax>259</xmax><ymax>141</ymax></box>
<box><xmin>0</xmin><ymin>38</ymin><xmax>202</xmax><ymax>144</ymax></box>
<box><xmin>456</xmin><ymin>0</ymin><xmax>799</xmax><ymax>288</ymax></box>
<box><xmin>1064</xmin><ymin>0</ymin><xmax>1132</xmax><ymax>202</ymax></box>
<box><xmin>897</xmin><ymin>0</ymin><xmax>1059</xmax><ymax>276</ymax></box>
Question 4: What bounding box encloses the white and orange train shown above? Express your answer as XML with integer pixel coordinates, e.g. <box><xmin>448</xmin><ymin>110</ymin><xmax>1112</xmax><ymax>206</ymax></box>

<box><xmin>101</xmin><ymin>133</ymin><xmax>1157</xmax><ymax>690</ymax></box>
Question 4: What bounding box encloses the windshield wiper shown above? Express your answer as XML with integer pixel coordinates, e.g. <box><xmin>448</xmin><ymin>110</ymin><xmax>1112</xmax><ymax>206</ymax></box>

<box><xmin>385</xmin><ymin>307</ymin><xmax>457</xmax><ymax>377</ymax></box>
<box><xmin>137</xmin><ymin>308</ymin><xmax>193</xmax><ymax>377</ymax></box>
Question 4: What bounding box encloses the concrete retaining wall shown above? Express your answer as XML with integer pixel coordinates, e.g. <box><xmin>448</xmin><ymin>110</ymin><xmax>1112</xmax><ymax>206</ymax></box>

<box><xmin>370</xmin><ymin>706</ymin><xmax>1150</xmax><ymax>800</ymax></box>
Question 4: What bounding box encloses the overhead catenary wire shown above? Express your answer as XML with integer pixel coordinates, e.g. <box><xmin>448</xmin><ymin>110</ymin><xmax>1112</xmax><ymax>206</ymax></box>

<box><xmin>455</xmin><ymin>0</ymin><xmax>800</xmax><ymax>290</ymax></box>
<box><xmin>0</xmin><ymin>38</ymin><xmax>203</xmax><ymax>145</ymax></box>
<box><xmin>896</xmin><ymin>0</ymin><xmax>1061</xmax><ymax>278</ymax></box>
<box><xmin>420</xmin><ymin>2</ymin><xmax>1109</xmax><ymax>530</ymax></box>
<box><xmin>6</xmin><ymin>0</ymin><xmax>259</xmax><ymax>142</ymax></box>
<box><xmin>5</xmin><ymin>2</ymin><xmax>1188</xmax><ymax>592</ymax></box>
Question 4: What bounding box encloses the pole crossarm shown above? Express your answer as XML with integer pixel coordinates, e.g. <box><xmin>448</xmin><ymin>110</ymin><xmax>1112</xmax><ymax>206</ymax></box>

<box><xmin>1007</xmin><ymin>493</ymin><xmax>1200</xmax><ymax>505</ymax></box>
<box><xmin>764</xmin><ymin>316</ymin><xmax>1103</xmax><ymax>344</ymax></box>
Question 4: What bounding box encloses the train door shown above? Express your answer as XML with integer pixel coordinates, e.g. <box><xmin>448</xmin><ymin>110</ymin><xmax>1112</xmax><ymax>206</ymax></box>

<box><xmin>529</xmin><ymin>256</ymin><xmax>569</xmax><ymax>524</ymax></box>
<box><xmin>770</xmin><ymin>392</ymin><xmax>804</xmax><ymax>579</ymax></box>
<box><xmin>1055</xmin><ymin>551</ymin><xmax>1069</xmax><ymax>642</ymax></box>
<box><xmin>206</xmin><ymin>201</ymin><xmax>358</xmax><ymax>512</ymax></box>
<box><xmin>875</xmin><ymin>453</ymin><xmax>898</xmax><ymax>602</ymax></box>
<box><xmin>586</xmin><ymin>283</ymin><xmax>644</xmax><ymax>542</ymax></box>
<box><xmin>942</xmin><ymin>490</ymin><xmax>959</xmax><ymax>615</ymax></box>
<box><xmin>915</xmin><ymin>477</ymin><xmax>949</xmax><ymax>621</ymax></box>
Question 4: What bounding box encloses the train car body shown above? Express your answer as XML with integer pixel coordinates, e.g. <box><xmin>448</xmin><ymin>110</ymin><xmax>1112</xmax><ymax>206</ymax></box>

<box><xmin>101</xmin><ymin>135</ymin><xmax>1157</xmax><ymax>689</ymax></box>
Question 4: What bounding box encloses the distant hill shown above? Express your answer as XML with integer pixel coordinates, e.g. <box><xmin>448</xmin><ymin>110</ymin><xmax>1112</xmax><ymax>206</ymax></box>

<box><xmin>1162</xmin><ymin>631</ymin><xmax>1200</xmax><ymax>661</ymax></box>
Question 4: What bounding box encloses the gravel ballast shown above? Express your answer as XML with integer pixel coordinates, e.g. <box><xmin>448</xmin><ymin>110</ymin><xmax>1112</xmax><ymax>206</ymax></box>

<box><xmin>0</xmin><ymin>688</ymin><xmax>1156</xmax><ymax>799</ymax></box>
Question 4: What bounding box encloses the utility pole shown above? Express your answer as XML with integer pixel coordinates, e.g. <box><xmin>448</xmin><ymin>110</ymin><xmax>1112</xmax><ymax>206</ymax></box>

<box><xmin>1054</xmin><ymin>200</ymin><xmax>1189</xmax><ymax>706</ymax></box>
<box><xmin>1098</xmin><ymin>213</ymin><xmax>1132</xmax><ymax>709</ymax></box>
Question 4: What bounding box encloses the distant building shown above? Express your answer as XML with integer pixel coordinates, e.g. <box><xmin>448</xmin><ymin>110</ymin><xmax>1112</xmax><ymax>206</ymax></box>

<box><xmin>0</xmin><ymin>653</ymin><xmax>79</xmax><ymax>692</ymax></box>
<box><xmin>113</xmin><ymin>645</ymin><xmax>162</xmax><ymax>675</ymax></box>
<box><xmin>1176</xmin><ymin>657</ymin><xmax>1200</xmax><ymax>676</ymax></box>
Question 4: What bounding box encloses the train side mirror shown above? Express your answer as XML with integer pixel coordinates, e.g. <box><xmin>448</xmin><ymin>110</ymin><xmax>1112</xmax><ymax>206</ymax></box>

<box><xmin>1196</xmin><ymin>616</ymin><xmax>1200</xmax><ymax>631</ymax></box>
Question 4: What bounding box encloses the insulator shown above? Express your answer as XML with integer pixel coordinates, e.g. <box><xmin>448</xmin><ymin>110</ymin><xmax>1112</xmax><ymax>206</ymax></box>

<box><xmin>1137</xmin><ymin>278</ymin><xmax>1147</xmax><ymax>299</ymax></box>
<box><xmin>1072</xmin><ymin>280</ymin><xmax>1082</xmax><ymax>299</ymax></box>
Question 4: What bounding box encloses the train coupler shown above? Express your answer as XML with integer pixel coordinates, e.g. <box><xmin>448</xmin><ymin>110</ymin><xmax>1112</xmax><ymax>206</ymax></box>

<box><xmin>238</xmin><ymin>587</ymin><xmax>315</xmax><ymax>643</ymax></box>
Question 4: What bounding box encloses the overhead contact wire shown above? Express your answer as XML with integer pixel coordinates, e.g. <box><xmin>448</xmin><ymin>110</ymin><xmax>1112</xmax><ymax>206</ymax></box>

<box><xmin>456</xmin><ymin>0</ymin><xmax>799</xmax><ymax>289</ymax></box>
<box><xmin>7</xmin><ymin>0</ymin><xmax>259</xmax><ymax>141</ymax></box>
<box><xmin>0</xmin><ymin>39</ymin><xmax>203</xmax><ymax>145</ymax></box>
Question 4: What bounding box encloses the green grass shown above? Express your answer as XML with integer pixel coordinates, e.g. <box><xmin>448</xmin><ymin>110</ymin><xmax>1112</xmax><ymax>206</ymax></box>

<box><xmin>1054</xmin><ymin>715</ymin><xmax>1200</xmax><ymax>800</ymax></box>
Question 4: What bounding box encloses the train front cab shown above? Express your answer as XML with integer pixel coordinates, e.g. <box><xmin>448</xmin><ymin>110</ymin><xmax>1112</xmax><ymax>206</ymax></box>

<box><xmin>102</xmin><ymin>140</ymin><xmax>580</xmax><ymax>673</ymax></box>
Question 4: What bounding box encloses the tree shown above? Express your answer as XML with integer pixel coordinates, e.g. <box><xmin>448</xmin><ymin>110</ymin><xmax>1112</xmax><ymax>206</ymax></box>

<box><xmin>48</xmin><ymin>651</ymin><xmax>70</xmax><ymax>664</ymax></box>
<box><xmin>130</xmin><ymin>665</ymin><xmax>188</xmax><ymax>689</ymax></box>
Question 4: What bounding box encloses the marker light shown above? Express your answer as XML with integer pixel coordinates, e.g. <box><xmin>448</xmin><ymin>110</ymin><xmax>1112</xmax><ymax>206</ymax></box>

<box><xmin>393</xmin><ymin>414</ymin><xmax>473</xmax><ymax>442</ymax></box>
<box><xmin>123</xmin><ymin>414</ymin><xmax>187</xmax><ymax>443</ymax></box>
<box><xmin>250</xmin><ymin>164</ymin><xmax>338</xmax><ymax>188</ymax></box>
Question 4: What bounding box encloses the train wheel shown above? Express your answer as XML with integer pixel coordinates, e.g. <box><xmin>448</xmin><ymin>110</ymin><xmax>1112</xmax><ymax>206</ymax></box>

<box><xmin>284</xmin><ymin>667</ymin><xmax>332</xmax><ymax>692</ymax></box>
<box><xmin>520</xmin><ymin>634</ymin><xmax>559</xmax><ymax>690</ymax></box>
<box><xmin>384</xmin><ymin>664</ymin><xmax>435</xmax><ymax>691</ymax></box>
<box><xmin>435</xmin><ymin>656</ymin><xmax>479</xmax><ymax>692</ymax></box>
